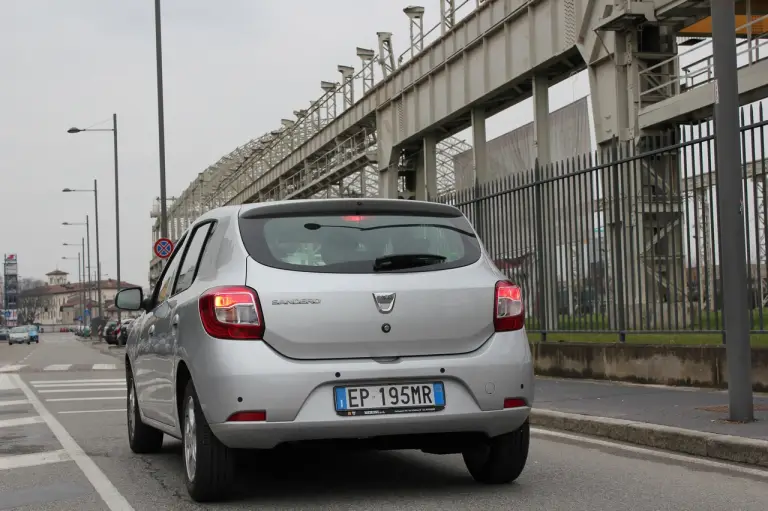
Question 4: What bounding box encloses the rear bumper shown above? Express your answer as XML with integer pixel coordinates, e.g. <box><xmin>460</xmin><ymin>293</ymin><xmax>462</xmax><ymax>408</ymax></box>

<box><xmin>185</xmin><ymin>330</ymin><xmax>534</xmax><ymax>450</ymax></box>
<box><xmin>210</xmin><ymin>407</ymin><xmax>530</xmax><ymax>449</ymax></box>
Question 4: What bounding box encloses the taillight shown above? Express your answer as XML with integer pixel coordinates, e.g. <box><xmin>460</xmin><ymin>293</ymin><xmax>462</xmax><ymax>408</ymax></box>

<box><xmin>494</xmin><ymin>281</ymin><xmax>524</xmax><ymax>331</ymax></box>
<box><xmin>199</xmin><ymin>286</ymin><xmax>265</xmax><ymax>340</ymax></box>
<box><xmin>503</xmin><ymin>397</ymin><xmax>528</xmax><ymax>409</ymax></box>
<box><xmin>227</xmin><ymin>411</ymin><xmax>266</xmax><ymax>422</ymax></box>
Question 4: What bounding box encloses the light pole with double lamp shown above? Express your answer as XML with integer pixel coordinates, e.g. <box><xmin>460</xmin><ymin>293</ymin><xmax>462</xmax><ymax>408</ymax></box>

<box><xmin>61</xmin><ymin>255</ymin><xmax>83</xmax><ymax>326</ymax></box>
<box><xmin>67</xmin><ymin>117</ymin><xmax>122</xmax><ymax>322</ymax></box>
<box><xmin>62</xmin><ymin>198</ymin><xmax>101</xmax><ymax>320</ymax></box>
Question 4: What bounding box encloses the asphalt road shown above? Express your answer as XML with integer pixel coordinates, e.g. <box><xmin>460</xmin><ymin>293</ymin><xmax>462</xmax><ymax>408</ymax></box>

<box><xmin>2</xmin><ymin>333</ymin><xmax>768</xmax><ymax>510</ymax></box>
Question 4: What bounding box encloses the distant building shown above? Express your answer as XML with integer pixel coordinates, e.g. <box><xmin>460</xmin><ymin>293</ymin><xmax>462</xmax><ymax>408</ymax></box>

<box><xmin>19</xmin><ymin>270</ymin><xmax>141</xmax><ymax>326</ymax></box>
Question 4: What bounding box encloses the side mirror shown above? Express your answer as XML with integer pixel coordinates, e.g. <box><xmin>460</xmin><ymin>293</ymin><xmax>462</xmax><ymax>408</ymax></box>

<box><xmin>115</xmin><ymin>287</ymin><xmax>144</xmax><ymax>311</ymax></box>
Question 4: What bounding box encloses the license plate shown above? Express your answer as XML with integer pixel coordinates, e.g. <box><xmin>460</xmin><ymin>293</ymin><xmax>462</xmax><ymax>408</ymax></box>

<box><xmin>334</xmin><ymin>382</ymin><xmax>446</xmax><ymax>416</ymax></box>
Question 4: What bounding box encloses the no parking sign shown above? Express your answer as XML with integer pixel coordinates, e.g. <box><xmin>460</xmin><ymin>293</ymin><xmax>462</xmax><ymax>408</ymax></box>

<box><xmin>154</xmin><ymin>238</ymin><xmax>174</xmax><ymax>259</ymax></box>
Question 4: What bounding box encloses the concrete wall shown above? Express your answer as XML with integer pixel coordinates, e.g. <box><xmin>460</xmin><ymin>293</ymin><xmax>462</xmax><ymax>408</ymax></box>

<box><xmin>532</xmin><ymin>342</ymin><xmax>768</xmax><ymax>392</ymax></box>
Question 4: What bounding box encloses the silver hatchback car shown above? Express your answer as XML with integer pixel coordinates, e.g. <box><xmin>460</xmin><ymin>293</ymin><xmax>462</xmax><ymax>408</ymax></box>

<box><xmin>116</xmin><ymin>198</ymin><xmax>533</xmax><ymax>502</ymax></box>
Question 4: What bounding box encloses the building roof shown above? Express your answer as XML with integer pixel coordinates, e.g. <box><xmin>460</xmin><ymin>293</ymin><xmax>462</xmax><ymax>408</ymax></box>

<box><xmin>46</xmin><ymin>270</ymin><xmax>68</xmax><ymax>276</ymax></box>
<box><xmin>20</xmin><ymin>279</ymin><xmax>141</xmax><ymax>297</ymax></box>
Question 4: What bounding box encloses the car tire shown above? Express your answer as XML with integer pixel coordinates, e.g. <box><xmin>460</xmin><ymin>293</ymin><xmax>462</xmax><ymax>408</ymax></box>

<box><xmin>182</xmin><ymin>380</ymin><xmax>235</xmax><ymax>502</ymax></box>
<box><xmin>462</xmin><ymin>420</ymin><xmax>530</xmax><ymax>484</ymax></box>
<box><xmin>127</xmin><ymin>368</ymin><xmax>164</xmax><ymax>454</ymax></box>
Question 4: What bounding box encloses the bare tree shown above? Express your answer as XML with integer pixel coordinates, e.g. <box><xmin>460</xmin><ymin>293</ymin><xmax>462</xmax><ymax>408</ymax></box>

<box><xmin>17</xmin><ymin>294</ymin><xmax>50</xmax><ymax>324</ymax></box>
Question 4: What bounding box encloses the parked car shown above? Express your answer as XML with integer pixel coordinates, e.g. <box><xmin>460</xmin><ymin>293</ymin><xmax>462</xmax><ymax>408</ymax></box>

<box><xmin>26</xmin><ymin>325</ymin><xmax>39</xmax><ymax>343</ymax></box>
<box><xmin>0</xmin><ymin>327</ymin><xmax>9</xmax><ymax>341</ymax></box>
<box><xmin>116</xmin><ymin>199</ymin><xmax>533</xmax><ymax>503</ymax></box>
<box><xmin>103</xmin><ymin>321</ymin><xmax>118</xmax><ymax>344</ymax></box>
<box><xmin>8</xmin><ymin>326</ymin><xmax>31</xmax><ymax>345</ymax></box>
<box><xmin>116</xmin><ymin>318</ymin><xmax>133</xmax><ymax>346</ymax></box>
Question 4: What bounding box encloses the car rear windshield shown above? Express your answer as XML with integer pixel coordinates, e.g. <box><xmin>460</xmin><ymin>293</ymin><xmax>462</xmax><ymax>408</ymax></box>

<box><xmin>239</xmin><ymin>211</ymin><xmax>481</xmax><ymax>274</ymax></box>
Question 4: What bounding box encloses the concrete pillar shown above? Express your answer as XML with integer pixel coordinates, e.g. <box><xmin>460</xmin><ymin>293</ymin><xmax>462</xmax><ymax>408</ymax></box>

<box><xmin>532</xmin><ymin>75</ymin><xmax>551</xmax><ymax>165</ymax></box>
<box><xmin>470</xmin><ymin>107</ymin><xmax>488</xmax><ymax>242</ymax></box>
<box><xmin>416</xmin><ymin>135</ymin><xmax>438</xmax><ymax>201</ymax></box>
<box><xmin>532</xmin><ymin>74</ymin><xmax>558</xmax><ymax>332</ymax></box>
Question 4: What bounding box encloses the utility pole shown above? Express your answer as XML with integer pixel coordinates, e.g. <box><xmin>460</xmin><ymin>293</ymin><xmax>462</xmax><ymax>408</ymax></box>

<box><xmin>711</xmin><ymin>0</ymin><xmax>753</xmax><ymax>422</ymax></box>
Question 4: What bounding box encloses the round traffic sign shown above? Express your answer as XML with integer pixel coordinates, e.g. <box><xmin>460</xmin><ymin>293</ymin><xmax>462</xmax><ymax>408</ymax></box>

<box><xmin>154</xmin><ymin>238</ymin><xmax>174</xmax><ymax>259</ymax></box>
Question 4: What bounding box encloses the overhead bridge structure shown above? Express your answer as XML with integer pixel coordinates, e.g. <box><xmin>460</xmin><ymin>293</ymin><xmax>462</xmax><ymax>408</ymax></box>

<box><xmin>150</xmin><ymin>0</ymin><xmax>768</xmax><ymax>327</ymax></box>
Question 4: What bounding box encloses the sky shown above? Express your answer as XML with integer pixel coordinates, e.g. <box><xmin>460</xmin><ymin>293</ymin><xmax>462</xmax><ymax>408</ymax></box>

<box><xmin>0</xmin><ymin>0</ymin><xmax>595</xmax><ymax>288</ymax></box>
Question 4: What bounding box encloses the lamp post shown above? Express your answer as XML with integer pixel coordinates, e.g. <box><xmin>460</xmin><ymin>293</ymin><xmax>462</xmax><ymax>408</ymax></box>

<box><xmin>61</xmin><ymin>255</ymin><xmax>83</xmax><ymax>326</ymax></box>
<box><xmin>67</xmin><ymin>115</ymin><xmax>122</xmax><ymax>322</ymax></box>
<box><xmin>64</xmin><ymin>238</ymin><xmax>87</xmax><ymax>326</ymax></box>
<box><xmin>61</xmin><ymin>185</ymin><xmax>102</xmax><ymax>320</ymax></box>
<box><xmin>62</xmin><ymin>220</ymin><xmax>92</xmax><ymax>323</ymax></box>
<box><xmin>154</xmin><ymin>0</ymin><xmax>169</xmax><ymax>239</ymax></box>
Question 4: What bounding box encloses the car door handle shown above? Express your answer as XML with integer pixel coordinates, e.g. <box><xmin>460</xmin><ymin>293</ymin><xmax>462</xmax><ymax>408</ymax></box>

<box><xmin>171</xmin><ymin>315</ymin><xmax>179</xmax><ymax>329</ymax></box>
<box><xmin>148</xmin><ymin>325</ymin><xmax>155</xmax><ymax>337</ymax></box>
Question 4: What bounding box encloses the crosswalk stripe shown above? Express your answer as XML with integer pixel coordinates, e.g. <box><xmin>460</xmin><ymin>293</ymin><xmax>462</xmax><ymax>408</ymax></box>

<box><xmin>59</xmin><ymin>408</ymin><xmax>126</xmax><ymax>415</ymax></box>
<box><xmin>0</xmin><ymin>399</ymin><xmax>28</xmax><ymax>408</ymax></box>
<box><xmin>43</xmin><ymin>364</ymin><xmax>73</xmax><ymax>371</ymax></box>
<box><xmin>0</xmin><ymin>374</ymin><xmax>17</xmax><ymax>390</ymax></box>
<box><xmin>33</xmin><ymin>381</ymin><xmax>126</xmax><ymax>388</ymax></box>
<box><xmin>39</xmin><ymin>387</ymin><xmax>125</xmax><ymax>394</ymax></box>
<box><xmin>46</xmin><ymin>396</ymin><xmax>124</xmax><ymax>402</ymax></box>
<box><xmin>92</xmin><ymin>364</ymin><xmax>118</xmax><ymax>370</ymax></box>
<box><xmin>0</xmin><ymin>365</ymin><xmax>27</xmax><ymax>373</ymax></box>
<box><xmin>0</xmin><ymin>449</ymin><xmax>70</xmax><ymax>471</ymax></box>
<box><xmin>0</xmin><ymin>416</ymin><xmax>44</xmax><ymax>429</ymax></box>
<box><xmin>31</xmin><ymin>378</ymin><xmax>124</xmax><ymax>385</ymax></box>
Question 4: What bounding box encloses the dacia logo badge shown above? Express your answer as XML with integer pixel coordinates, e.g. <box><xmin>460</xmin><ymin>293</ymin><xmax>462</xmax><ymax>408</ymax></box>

<box><xmin>372</xmin><ymin>292</ymin><xmax>396</xmax><ymax>314</ymax></box>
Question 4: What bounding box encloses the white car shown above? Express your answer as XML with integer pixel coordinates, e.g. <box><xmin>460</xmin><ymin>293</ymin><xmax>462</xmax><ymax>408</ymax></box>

<box><xmin>8</xmin><ymin>326</ymin><xmax>31</xmax><ymax>345</ymax></box>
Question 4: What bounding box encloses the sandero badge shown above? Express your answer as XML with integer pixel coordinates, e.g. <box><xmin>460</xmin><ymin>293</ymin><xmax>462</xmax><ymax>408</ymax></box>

<box><xmin>271</xmin><ymin>298</ymin><xmax>321</xmax><ymax>305</ymax></box>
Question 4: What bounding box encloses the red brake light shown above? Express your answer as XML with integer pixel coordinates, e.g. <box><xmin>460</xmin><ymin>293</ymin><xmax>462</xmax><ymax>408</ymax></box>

<box><xmin>227</xmin><ymin>411</ymin><xmax>266</xmax><ymax>422</ymax></box>
<box><xmin>342</xmin><ymin>215</ymin><xmax>366</xmax><ymax>222</ymax></box>
<box><xmin>199</xmin><ymin>286</ymin><xmax>265</xmax><ymax>340</ymax></box>
<box><xmin>494</xmin><ymin>281</ymin><xmax>525</xmax><ymax>331</ymax></box>
<box><xmin>503</xmin><ymin>398</ymin><xmax>528</xmax><ymax>409</ymax></box>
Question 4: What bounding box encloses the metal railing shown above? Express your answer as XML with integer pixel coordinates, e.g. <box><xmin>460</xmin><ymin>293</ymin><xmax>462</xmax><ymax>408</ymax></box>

<box><xmin>437</xmin><ymin>103</ymin><xmax>768</xmax><ymax>343</ymax></box>
<box><xmin>640</xmin><ymin>14</ymin><xmax>768</xmax><ymax>102</ymax></box>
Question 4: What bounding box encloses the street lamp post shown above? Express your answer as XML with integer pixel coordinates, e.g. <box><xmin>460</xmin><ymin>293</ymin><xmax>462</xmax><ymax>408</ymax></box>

<box><xmin>61</xmin><ymin>255</ymin><xmax>83</xmax><ymax>325</ymax></box>
<box><xmin>62</xmin><ymin>193</ymin><xmax>101</xmax><ymax>320</ymax></box>
<box><xmin>155</xmin><ymin>0</ymin><xmax>169</xmax><ymax>239</ymax></box>
<box><xmin>67</xmin><ymin>114</ymin><xmax>122</xmax><ymax>322</ymax></box>
<box><xmin>64</xmin><ymin>238</ymin><xmax>88</xmax><ymax>326</ymax></box>
<box><xmin>62</xmin><ymin>220</ymin><xmax>92</xmax><ymax>324</ymax></box>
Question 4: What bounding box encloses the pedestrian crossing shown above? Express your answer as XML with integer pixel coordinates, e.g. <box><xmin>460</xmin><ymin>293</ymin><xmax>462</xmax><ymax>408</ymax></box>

<box><xmin>0</xmin><ymin>363</ymin><xmax>120</xmax><ymax>373</ymax></box>
<box><xmin>0</xmin><ymin>372</ymin><xmax>130</xmax><ymax>508</ymax></box>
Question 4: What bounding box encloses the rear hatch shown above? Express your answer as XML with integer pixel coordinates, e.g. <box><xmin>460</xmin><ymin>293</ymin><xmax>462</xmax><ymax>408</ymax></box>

<box><xmin>239</xmin><ymin>199</ymin><xmax>500</xmax><ymax>360</ymax></box>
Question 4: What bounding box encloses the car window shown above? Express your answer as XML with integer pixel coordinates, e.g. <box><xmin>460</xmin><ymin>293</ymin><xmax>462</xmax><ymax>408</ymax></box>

<box><xmin>173</xmin><ymin>222</ymin><xmax>214</xmax><ymax>295</ymax></box>
<box><xmin>154</xmin><ymin>235</ymin><xmax>187</xmax><ymax>305</ymax></box>
<box><xmin>239</xmin><ymin>212</ymin><xmax>480</xmax><ymax>274</ymax></box>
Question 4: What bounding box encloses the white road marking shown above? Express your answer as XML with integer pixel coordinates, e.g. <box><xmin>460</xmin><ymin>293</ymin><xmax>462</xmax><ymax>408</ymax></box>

<box><xmin>0</xmin><ymin>399</ymin><xmax>28</xmax><ymax>408</ymax></box>
<box><xmin>532</xmin><ymin>427</ymin><xmax>768</xmax><ymax>479</ymax></box>
<box><xmin>0</xmin><ymin>416</ymin><xmax>44</xmax><ymax>428</ymax></box>
<box><xmin>92</xmin><ymin>364</ymin><xmax>118</xmax><ymax>370</ymax></box>
<box><xmin>31</xmin><ymin>378</ymin><xmax>124</xmax><ymax>385</ymax></box>
<box><xmin>0</xmin><ymin>449</ymin><xmax>70</xmax><ymax>471</ymax></box>
<box><xmin>43</xmin><ymin>364</ymin><xmax>73</xmax><ymax>371</ymax></box>
<box><xmin>0</xmin><ymin>374</ymin><xmax>17</xmax><ymax>390</ymax></box>
<box><xmin>33</xmin><ymin>381</ymin><xmax>126</xmax><ymax>388</ymax></box>
<box><xmin>39</xmin><ymin>387</ymin><xmax>125</xmax><ymax>394</ymax></box>
<box><xmin>46</xmin><ymin>396</ymin><xmax>125</xmax><ymax>402</ymax></box>
<box><xmin>0</xmin><ymin>364</ymin><xmax>27</xmax><ymax>373</ymax></box>
<box><xmin>11</xmin><ymin>375</ymin><xmax>135</xmax><ymax>510</ymax></box>
<box><xmin>59</xmin><ymin>408</ymin><xmax>126</xmax><ymax>415</ymax></box>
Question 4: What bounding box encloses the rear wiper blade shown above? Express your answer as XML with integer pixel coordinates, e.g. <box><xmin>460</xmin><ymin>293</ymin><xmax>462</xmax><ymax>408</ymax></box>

<box><xmin>373</xmin><ymin>253</ymin><xmax>447</xmax><ymax>272</ymax></box>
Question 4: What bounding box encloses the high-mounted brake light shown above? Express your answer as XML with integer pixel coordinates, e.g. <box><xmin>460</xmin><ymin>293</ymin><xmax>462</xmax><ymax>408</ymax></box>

<box><xmin>494</xmin><ymin>281</ymin><xmax>525</xmax><ymax>331</ymax></box>
<box><xmin>342</xmin><ymin>215</ymin><xmax>366</xmax><ymax>222</ymax></box>
<box><xmin>199</xmin><ymin>286</ymin><xmax>265</xmax><ymax>340</ymax></box>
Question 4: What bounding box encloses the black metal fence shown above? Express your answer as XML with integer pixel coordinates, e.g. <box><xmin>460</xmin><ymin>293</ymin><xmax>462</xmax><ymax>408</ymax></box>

<box><xmin>438</xmin><ymin>103</ymin><xmax>768</xmax><ymax>342</ymax></box>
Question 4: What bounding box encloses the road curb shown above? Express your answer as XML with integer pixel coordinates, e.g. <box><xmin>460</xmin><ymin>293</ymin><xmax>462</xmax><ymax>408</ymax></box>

<box><xmin>530</xmin><ymin>409</ymin><xmax>768</xmax><ymax>468</ymax></box>
<box><xmin>87</xmin><ymin>342</ymin><xmax>125</xmax><ymax>361</ymax></box>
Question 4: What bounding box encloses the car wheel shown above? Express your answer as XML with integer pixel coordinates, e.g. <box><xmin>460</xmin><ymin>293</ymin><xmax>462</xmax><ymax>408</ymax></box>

<box><xmin>463</xmin><ymin>420</ymin><xmax>530</xmax><ymax>484</ymax></box>
<box><xmin>127</xmin><ymin>368</ymin><xmax>164</xmax><ymax>454</ymax></box>
<box><xmin>183</xmin><ymin>380</ymin><xmax>235</xmax><ymax>502</ymax></box>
